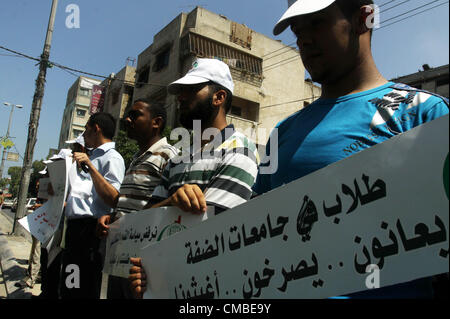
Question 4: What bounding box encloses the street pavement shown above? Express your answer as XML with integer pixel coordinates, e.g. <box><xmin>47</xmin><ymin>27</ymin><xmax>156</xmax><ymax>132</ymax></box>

<box><xmin>0</xmin><ymin>208</ymin><xmax>41</xmax><ymax>299</ymax></box>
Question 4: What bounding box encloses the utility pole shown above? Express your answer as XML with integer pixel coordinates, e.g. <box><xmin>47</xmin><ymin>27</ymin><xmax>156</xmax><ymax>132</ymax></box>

<box><xmin>12</xmin><ymin>0</ymin><xmax>59</xmax><ymax>236</ymax></box>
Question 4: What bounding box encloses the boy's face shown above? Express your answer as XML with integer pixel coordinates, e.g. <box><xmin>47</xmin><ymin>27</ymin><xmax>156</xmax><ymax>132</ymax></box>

<box><xmin>290</xmin><ymin>4</ymin><xmax>359</xmax><ymax>84</ymax></box>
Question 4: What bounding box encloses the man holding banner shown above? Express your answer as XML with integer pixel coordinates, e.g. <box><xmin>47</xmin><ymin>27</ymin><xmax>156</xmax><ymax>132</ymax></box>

<box><xmin>129</xmin><ymin>58</ymin><xmax>260</xmax><ymax>298</ymax></box>
<box><xmin>61</xmin><ymin>112</ymin><xmax>125</xmax><ymax>299</ymax></box>
<box><xmin>97</xmin><ymin>99</ymin><xmax>179</xmax><ymax>299</ymax></box>
<box><xmin>253</xmin><ymin>0</ymin><xmax>449</xmax><ymax>298</ymax></box>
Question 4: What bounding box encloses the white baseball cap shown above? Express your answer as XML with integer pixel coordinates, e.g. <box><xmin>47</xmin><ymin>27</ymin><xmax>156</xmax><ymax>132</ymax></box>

<box><xmin>65</xmin><ymin>132</ymin><xmax>85</xmax><ymax>147</ymax></box>
<box><xmin>273</xmin><ymin>0</ymin><xmax>336</xmax><ymax>35</ymax></box>
<box><xmin>168</xmin><ymin>58</ymin><xmax>234</xmax><ymax>94</ymax></box>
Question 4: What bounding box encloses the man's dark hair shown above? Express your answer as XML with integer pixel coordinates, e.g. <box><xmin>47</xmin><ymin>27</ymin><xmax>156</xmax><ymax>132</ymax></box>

<box><xmin>207</xmin><ymin>82</ymin><xmax>233</xmax><ymax>114</ymax></box>
<box><xmin>134</xmin><ymin>98</ymin><xmax>167</xmax><ymax>133</ymax></box>
<box><xmin>87</xmin><ymin>112</ymin><xmax>116</xmax><ymax>140</ymax></box>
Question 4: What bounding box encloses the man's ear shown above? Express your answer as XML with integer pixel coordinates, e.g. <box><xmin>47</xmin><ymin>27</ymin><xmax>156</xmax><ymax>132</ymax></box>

<box><xmin>213</xmin><ymin>90</ymin><xmax>227</xmax><ymax>108</ymax></box>
<box><xmin>152</xmin><ymin>116</ymin><xmax>163</xmax><ymax>130</ymax></box>
<box><xmin>355</xmin><ymin>5</ymin><xmax>375</xmax><ymax>35</ymax></box>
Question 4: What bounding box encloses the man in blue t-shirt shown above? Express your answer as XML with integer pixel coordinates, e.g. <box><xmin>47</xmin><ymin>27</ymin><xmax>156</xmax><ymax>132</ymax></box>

<box><xmin>253</xmin><ymin>0</ymin><xmax>449</xmax><ymax>298</ymax></box>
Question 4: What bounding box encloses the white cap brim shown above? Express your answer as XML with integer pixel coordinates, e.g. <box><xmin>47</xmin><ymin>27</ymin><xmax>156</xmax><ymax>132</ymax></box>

<box><xmin>167</xmin><ymin>75</ymin><xmax>211</xmax><ymax>94</ymax></box>
<box><xmin>66</xmin><ymin>132</ymin><xmax>85</xmax><ymax>146</ymax></box>
<box><xmin>273</xmin><ymin>0</ymin><xmax>336</xmax><ymax>35</ymax></box>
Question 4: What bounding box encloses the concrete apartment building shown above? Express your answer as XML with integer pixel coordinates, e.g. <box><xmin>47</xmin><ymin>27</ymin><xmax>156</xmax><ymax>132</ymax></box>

<box><xmin>57</xmin><ymin>76</ymin><xmax>101</xmax><ymax>149</ymax></box>
<box><xmin>133</xmin><ymin>6</ymin><xmax>321</xmax><ymax>148</ymax></box>
<box><xmin>392</xmin><ymin>64</ymin><xmax>449</xmax><ymax>98</ymax></box>
<box><xmin>100</xmin><ymin>65</ymin><xmax>137</xmax><ymax>137</ymax></box>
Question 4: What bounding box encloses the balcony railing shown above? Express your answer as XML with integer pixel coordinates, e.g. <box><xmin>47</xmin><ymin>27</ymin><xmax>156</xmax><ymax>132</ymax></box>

<box><xmin>181</xmin><ymin>32</ymin><xmax>263</xmax><ymax>87</ymax></box>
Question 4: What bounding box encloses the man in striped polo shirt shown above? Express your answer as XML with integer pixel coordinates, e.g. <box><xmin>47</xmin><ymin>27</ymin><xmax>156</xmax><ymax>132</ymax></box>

<box><xmin>129</xmin><ymin>58</ymin><xmax>260</xmax><ymax>298</ymax></box>
<box><xmin>97</xmin><ymin>99</ymin><xmax>178</xmax><ymax>298</ymax></box>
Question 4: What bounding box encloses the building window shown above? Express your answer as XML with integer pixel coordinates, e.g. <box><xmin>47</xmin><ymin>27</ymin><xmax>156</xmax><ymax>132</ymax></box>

<box><xmin>73</xmin><ymin>129</ymin><xmax>83</xmax><ymax>138</ymax></box>
<box><xmin>79</xmin><ymin>87</ymin><xmax>91</xmax><ymax>97</ymax></box>
<box><xmin>231</xmin><ymin>106</ymin><xmax>242</xmax><ymax>117</ymax></box>
<box><xmin>76</xmin><ymin>109</ymin><xmax>86</xmax><ymax>117</ymax></box>
<box><xmin>136</xmin><ymin>66</ymin><xmax>150</xmax><ymax>88</ymax></box>
<box><xmin>153</xmin><ymin>48</ymin><xmax>170</xmax><ymax>72</ymax></box>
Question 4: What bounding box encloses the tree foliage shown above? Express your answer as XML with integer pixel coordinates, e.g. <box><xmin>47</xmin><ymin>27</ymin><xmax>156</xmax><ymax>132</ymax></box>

<box><xmin>7</xmin><ymin>166</ymin><xmax>22</xmax><ymax>197</ymax></box>
<box><xmin>0</xmin><ymin>178</ymin><xmax>9</xmax><ymax>190</ymax></box>
<box><xmin>7</xmin><ymin>160</ymin><xmax>45</xmax><ymax>198</ymax></box>
<box><xmin>114</xmin><ymin>130</ymin><xmax>139</xmax><ymax>169</ymax></box>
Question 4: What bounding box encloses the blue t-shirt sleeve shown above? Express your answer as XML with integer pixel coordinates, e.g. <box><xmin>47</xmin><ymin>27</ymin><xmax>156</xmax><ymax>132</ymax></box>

<box><xmin>252</xmin><ymin>170</ymin><xmax>269</xmax><ymax>196</ymax></box>
<box><xmin>424</xmin><ymin>99</ymin><xmax>449</xmax><ymax>122</ymax></box>
<box><xmin>252</xmin><ymin>127</ymin><xmax>278</xmax><ymax>196</ymax></box>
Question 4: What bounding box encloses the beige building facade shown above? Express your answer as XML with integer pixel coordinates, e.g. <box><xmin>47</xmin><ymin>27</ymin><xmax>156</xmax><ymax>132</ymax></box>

<box><xmin>101</xmin><ymin>65</ymin><xmax>136</xmax><ymax>137</ymax></box>
<box><xmin>57</xmin><ymin>76</ymin><xmax>101</xmax><ymax>149</ymax></box>
<box><xmin>133</xmin><ymin>6</ymin><xmax>321</xmax><ymax>148</ymax></box>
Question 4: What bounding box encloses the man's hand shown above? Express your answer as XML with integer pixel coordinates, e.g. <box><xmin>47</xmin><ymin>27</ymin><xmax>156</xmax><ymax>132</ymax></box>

<box><xmin>170</xmin><ymin>184</ymin><xmax>207</xmax><ymax>214</ymax></box>
<box><xmin>129</xmin><ymin>258</ymin><xmax>147</xmax><ymax>299</ymax></box>
<box><xmin>96</xmin><ymin>215</ymin><xmax>111</xmax><ymax>238</ymax></box>
<box><xmin>73</xmin><ymin>152</ymin><xmax>93</xmax><ymax>171</ymax></box>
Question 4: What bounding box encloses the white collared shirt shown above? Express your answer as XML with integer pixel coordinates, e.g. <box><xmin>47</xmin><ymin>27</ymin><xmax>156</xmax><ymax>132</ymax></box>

<box><xmin>65</xmin><ymin>142</ymin><xmax>125</xmax><ymax>219</ymax></box>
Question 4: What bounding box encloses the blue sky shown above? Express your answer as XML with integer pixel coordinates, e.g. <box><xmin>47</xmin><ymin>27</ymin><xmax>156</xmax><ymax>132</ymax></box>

<box><xmin>0</xmin><ymin>0</ymin><xmax>448</xmax><ymax>178</ymax></box>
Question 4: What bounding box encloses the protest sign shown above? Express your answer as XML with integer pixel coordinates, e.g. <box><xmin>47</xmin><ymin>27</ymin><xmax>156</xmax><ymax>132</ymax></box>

<box><xmin>136</xmin><ymin>115</ymin><xmax>449</xmax><ymax>299</ymax></box>
<box><xmin>19</xmin><ymin>157</ymin><xmax>71</xmax><ymax>244</ymax></box>
<box><xmin>103</xmin><ymin>207</ymin><xmax>211</xmax><ymax>278</ymax></box>
<box><xmin>37</xmin><ymin>177</ymin><xmax>50</xmax><ymax>200</ymax></box>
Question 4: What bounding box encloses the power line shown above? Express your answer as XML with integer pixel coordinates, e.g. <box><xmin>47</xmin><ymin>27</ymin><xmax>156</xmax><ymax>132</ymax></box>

<box><xmin>379</xmin><ymin>0</ymin><xmax>413</xmax><ymax>13</ymax></box>
<box><xmin>0</xmin><ymin>45</ymin><xmax>167</xmax><ymax>88</ymax></box>
<box><xmin>262</xmin><ymin>41</ymin><xmax>297</xmax><ymax>57</ymax></box>
<box><xmin>263</xmin><ymin>0</ymin><xmax>446</xmax><ymax>71</ymax></box>
<box><xmin>0</xmin><ymin>53</ymin><xmax>26</xmax><ymax>58</ymax></box>
<box><xmin>1</xmin><ymin>0</ymin><xmax>447</xmax><ymax>87</ymax></box>
<box><xmin>380</xmin><ymin>0</ymin><xmax>443</xmax><ymax>24</ymax></box>
<box><xmin>379</xmin><ymin>0</ymin><xmax>397</xmax><ymax>7</ymax></box>
<box><xmin>263</xmin><ymin>0</ymin><xmax>449</xmax><ymax>108</ymax></box>
<box><xmin>264</xmin><ymin>55</ymin><xmax>300</xmax><ymax>72</ymax></box>
<box><xmin>264</xmin><ymin>44</ymin><xmax>298</xmax><ymax>62</ymax></box>
<box><xmin>261</xmin><ymin>0</ymin><xmax>402</xmax><ymax>60</ymax></box>
<box><xmin>0</xmin><ymin>45</ymin><xmax>40</xmax><ymax>62</ymax></box>
<box><xmin>377</xmin><ymin>0</ymin><xmax>448</xmax><ymax>29</ymax></box>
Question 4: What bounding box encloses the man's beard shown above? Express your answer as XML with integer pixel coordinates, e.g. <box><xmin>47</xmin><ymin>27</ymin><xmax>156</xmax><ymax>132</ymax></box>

<box><xmin>179</xmin><ymin>95</ymin><xmax>217</xmax><ymax>130</ymax></box>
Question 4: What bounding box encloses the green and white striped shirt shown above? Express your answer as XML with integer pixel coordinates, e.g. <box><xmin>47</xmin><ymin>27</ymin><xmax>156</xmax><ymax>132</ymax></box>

<box><xmin>151</xmin><ymin>125</ymin><xmax>260</xmax><ymax>214</ymax></box>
